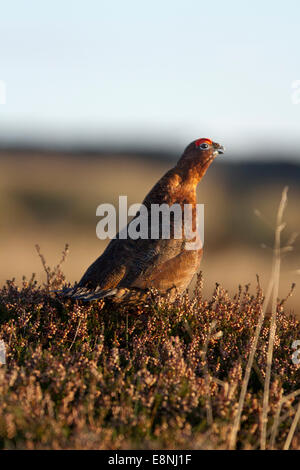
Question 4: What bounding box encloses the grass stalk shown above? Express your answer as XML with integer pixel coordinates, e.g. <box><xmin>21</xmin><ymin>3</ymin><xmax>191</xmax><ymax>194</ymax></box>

<box><xmin>261</xmin><ymin>187</ymin><xmax>288</xmax><ymax>449</ymax></box>
<box><xmin>229</xmin><ymin>187</ymin><xmax>288</xmax><ymax>450</ymax></box>
<box><xmin>270</xmin><ymin>389</ymin><xmax>300</xmax><ymax>448</ymax></box>
<box><xmin>283</xmin><ymin>401</ymin><xmax>300</xmax><ymax>450</ymax></box>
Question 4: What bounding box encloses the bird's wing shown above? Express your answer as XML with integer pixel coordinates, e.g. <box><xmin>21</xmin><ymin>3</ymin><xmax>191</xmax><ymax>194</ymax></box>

<box><xmin>76</xmin><ymin>238</ymin><xmax>129</xmax><ymax>290</ymax></box>
<box><xmin>78</xmin><ymin>236</ymin><xmax>174</xmax><ymax>288</ymax></box>
<box><xmin>129</xmin><ymin>244</ymin><xmax>203</xmax><ymax>292</ymax></box>
<box><xmin>69</xmin><ymin>235</ymin><xmax>201</xmax><ymax>299</ymax></box>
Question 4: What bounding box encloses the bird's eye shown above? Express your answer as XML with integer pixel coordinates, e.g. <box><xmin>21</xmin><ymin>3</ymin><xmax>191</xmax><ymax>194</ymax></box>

<box><xmin>199</xmin><ymin>142</ymin><xmax>209</xmax><ymax>150</ymax></box>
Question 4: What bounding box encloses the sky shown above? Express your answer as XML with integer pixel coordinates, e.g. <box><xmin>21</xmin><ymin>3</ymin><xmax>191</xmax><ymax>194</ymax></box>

<box><xmin>0</xmin><ymin>0</ymin><xmax>300</xmax><ymax>158</ymax></box>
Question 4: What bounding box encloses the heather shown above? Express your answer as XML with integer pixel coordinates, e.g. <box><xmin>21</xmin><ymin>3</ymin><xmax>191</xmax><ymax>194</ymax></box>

<box><xmin>0</xmin><ymin>269</ymin><xmax>299</xmax><ymax>450</ymax></box>
<box><xmin>0</xmin><ymin>187</ymin><xmax>299</xmax><ymax>450</ymax></box>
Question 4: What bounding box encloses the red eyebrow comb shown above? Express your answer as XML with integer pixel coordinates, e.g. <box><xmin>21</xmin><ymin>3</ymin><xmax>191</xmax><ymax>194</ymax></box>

<box><xmin>195</xmin><ymin>138</ymin><xmax>212</xmax><ymax>146</ymax></box>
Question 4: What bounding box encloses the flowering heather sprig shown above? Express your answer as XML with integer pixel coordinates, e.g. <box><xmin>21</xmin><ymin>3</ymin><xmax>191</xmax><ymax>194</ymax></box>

<box><xmin>0</xmin><ymin>273</ymin><xmax>299</xmax><ymax>450</ymax></box>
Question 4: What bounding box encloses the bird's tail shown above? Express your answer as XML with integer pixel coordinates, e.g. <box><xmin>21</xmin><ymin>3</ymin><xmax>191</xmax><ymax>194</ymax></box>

<box><xmin>54</xmin><ymin>284</ymin><xmax>117</xmax><ymax>301</ymax></box>
<box><xmin>54</xmin><ymin>285</ymin><xmax>149</xmax><ymax>304</ymax></box>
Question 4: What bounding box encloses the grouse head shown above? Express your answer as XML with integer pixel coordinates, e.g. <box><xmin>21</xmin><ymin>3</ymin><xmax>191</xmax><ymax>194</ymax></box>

<box><xmin>176</xmin><ymin>138</ymin><xmax>225</xmax><ymax>181</ymax></box>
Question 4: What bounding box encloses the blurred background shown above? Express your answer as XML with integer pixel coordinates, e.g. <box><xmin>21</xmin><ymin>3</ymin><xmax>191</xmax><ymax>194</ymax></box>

<box><xmin>0</xmin><ymin>1</ymin><xmax>299</xmax><ymax>313</ymax></box>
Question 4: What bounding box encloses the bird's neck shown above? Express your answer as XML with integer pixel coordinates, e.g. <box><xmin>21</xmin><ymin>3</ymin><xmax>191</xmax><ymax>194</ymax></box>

<box><xmin>170</xmin><ymin>160</ymin><xmax>213</xmax><ymax>200</ymax></box>
<box><xmin>143</xmin><ymin>159</ymin><xmax>213</xmax><ymax>207</ymax></box>
<box><xmin>175</xmin><ymin>158</ymin><xmax>213</xmax><ymax>185</ymax></box>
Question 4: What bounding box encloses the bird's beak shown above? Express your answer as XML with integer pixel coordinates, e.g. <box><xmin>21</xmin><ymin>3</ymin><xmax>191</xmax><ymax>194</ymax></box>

<box><xmin>213</xmin><ymin>142</ymin><xmax>225</xmax><ymax>156</ymax></box>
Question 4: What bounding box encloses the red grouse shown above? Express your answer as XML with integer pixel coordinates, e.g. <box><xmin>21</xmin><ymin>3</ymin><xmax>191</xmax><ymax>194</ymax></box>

<box><xmin>61</xmin><ymin>138</ymin><xmax>225</xmax><ymax>303</ymax></box>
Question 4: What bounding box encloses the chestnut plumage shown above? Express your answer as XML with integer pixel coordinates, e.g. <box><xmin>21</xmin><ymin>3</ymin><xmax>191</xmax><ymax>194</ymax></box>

<box><xmin>60</xmin><ymin>138</ymin><xmax>225</xmax><ymax>304</ymax></box>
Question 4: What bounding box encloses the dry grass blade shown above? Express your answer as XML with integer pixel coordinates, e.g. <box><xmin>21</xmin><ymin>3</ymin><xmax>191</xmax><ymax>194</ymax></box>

<box><xmin>69</xmin><ymin>318</ymin><xmax>82</xmax><ymax>351</ymax></box>
<box><xmin>228</xmin><ymin>276</ymin><xmax>274</xmax><ymax>449</ymax></box>
<box><xmin>261</xmin><ymin>186</ymin><xmax>288</xmax><ymax>450</ymax></box>
<box><xmin>254</xmin><ymin>209</ymin><xmax>273</xmax><ymax>229</ymax></box>
<box><xmin>283</xmin><ymin>400</ymin><xmax>300</xmax><ymax>450</ymax></box>
<box><xmin>229</xmin><ymin>187</ymin><xmax>289</xmax><ymax>450</ymax></box>
<box><xmin>270</xmin><ymin>389</ymin><xmax>300</xmax><ymax>448</ymax></box>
